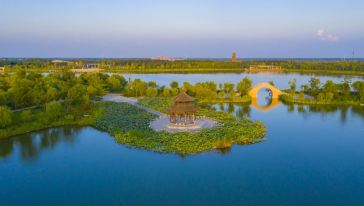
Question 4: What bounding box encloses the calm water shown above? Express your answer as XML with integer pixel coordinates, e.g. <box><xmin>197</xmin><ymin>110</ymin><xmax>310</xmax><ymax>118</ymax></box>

<box><xmin>120</xmin><ymin>72</ymin><xmax>364</xmax><ymax>88</ymax></box>
<box><xmin>1</xmin><ymin>73</ymin><xmax>364</xmax><ymax>206</ymax></box>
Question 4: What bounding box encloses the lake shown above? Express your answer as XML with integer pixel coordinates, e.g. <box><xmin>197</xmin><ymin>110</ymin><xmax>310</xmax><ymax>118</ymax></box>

<box><xmin>1</xmin><ymin>72</ymin><xmax>364</xmax><ymax>206</ymax></box>
<box><xmin>118</xmin><ymin>72</ymin><xmax>364</xmax><ymax>88</ymax></box>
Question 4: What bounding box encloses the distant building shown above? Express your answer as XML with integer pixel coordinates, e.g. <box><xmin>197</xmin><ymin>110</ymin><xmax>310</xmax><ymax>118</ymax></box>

<box><xmin>232</xmin><ymin>52</ymin><xmax>237</xmax><ymax>62</ymax></box>
<box><xmin>71</xmin><ymin>64</ymin><xmax>103</xmax><ymax>73</ymax></box>
<box><xmin>51</xmin><ymin>60</ymin><xmax>74</xmax><ymax>66</ymax></box>
<box><xmin>151</xmin><ymin>56</ymin><xmax>184</xmax><ymax>61</ymax></box>
<box><xmin>51</xmin><ymin>60</ymin><xmax>73</xmax><ymax>64</ymax></box>
<box><xmin>247</xmin><ymin>65</ymin><xmax>282</xmax><ymax>72</ymax></box>
<box><xmin>83</xmin><ymin>64</ymin><xmax>100</xmax><ymax>69</ymax></box>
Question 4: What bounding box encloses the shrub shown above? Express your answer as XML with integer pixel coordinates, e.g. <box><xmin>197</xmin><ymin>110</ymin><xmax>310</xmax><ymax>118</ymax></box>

<box><xmin>0</xmin><ymin>106</ymin><xmax>13</xmax><ymax>128</ymax></box>
<box><xmin>45</xmin><ymin>101</ymin><xmax>63</xmax><ymax>121</ymax></box>
<box><xmin>20</xmin><ymin>110</ymin><xmax>32</xmax><ymax>123</ymax></box>
<box><xmin>146</xmin><ymin>87</ymin><xmax>158</xmax><ymax>97</ymax></box>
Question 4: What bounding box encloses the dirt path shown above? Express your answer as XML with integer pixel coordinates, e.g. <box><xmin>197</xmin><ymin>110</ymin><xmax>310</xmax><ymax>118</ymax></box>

<box><xmin>102</xmin><ymin>93</ymin><xmax>162</xmax><ymax>116</ymax></box>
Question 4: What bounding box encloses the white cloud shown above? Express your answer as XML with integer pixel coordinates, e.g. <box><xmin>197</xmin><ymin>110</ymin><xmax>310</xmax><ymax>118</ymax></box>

<box><xmin>316</xmin><ymin>29</ymin><xmax>339</xmax><ymax>42</ymax></box>
<box><xmin>317</xmin><ymin>29</ymin><xmax>325</xmax><ymax>36</ymax></box>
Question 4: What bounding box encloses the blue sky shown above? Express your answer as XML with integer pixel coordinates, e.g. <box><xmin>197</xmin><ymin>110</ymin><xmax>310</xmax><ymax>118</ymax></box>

<box><xmin>0</xmin><ymin>0</ymin><xmax>363</xmax><ymax>58</ymax></box>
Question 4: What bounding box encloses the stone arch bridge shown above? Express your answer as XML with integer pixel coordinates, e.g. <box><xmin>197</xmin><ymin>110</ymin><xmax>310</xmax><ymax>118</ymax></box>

<box><xmin>247</xmin><ymin>82</ymin><xmax>285</xmax><ymax>112</ymax></box>
<box><xmin>248</xmin><ymin>82</ymin><xmax>285</xmax><ymax>99</ymax></box>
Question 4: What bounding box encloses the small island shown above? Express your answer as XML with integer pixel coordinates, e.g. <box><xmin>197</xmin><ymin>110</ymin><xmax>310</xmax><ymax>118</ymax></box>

<box><xmin>100</xmin><ymin>92</ymin><xmax>265</xmax><ymax>155</ymax></box>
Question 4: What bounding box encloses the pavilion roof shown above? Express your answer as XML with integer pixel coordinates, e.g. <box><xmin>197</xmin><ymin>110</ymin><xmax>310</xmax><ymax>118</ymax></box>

<box><xmin>173</xmin><ymin>91</ymin><xmax>194</xmax><ymax>103</ymax></box>
<box><xmin>168</xmin><ymin>104</ymin><xmax>197</xmax><ymax>114</ymax></box>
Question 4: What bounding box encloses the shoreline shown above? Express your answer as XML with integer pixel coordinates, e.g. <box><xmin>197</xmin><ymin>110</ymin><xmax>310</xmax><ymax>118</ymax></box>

<box><xmin>2</xmin><ymin>68</ymin><xmax>364</xmax><ymax>76</ymax></box>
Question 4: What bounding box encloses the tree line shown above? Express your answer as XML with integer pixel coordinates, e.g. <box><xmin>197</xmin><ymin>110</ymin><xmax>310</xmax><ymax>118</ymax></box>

<box><xmin>0</xmin><ymin>70</ymin><xmax>127</xmax><ymax>128</ymax></box>
<box><xmin>1</xmin><ymin>59</ymin><xmax>364</xmax><ymax>72</ymax></box>
<box><xmin>284</xmin><ymin>77</ymin><xmax>364</xmax><ymax>103</ymax></box>
<box><xmin>123</xmin><ymin>78</ymin><xmax>253</xmax><ymax>101</ymax></box>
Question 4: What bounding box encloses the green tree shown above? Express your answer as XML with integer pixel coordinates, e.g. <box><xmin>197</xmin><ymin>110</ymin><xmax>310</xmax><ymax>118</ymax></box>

<box><xmin>298</xmin><ymin>92</ymin><xmax>305</xmax><ymax>101</ymax></box>
<box><xmin>0</xmin><ymin>89</ymin><xmax>7</xmax><ymax>105</ymax></box>
<box><xmin>65</xmin><ymin>84</ymin><xmax>86</xmax><ymax>109</ymax></box>
<box><xmin>218</xmin><ymin>91</ymin><xmax>225</xmax><ymax>99</ymax></box>
<box><xmin>87</xmin><ymin>85</ymin><xmax>98</xmax><ymax>98</ymax></box>
<box><xmin>171</xmin><ymin>88</ymin><xmax>179</xmax><ymax>96</ymax></box>
<box><xmin>45</xmin><ymin>87</ymin><xmax>59</xmax><ymax>103</ymax></box>
<box><xmin>107</xmin><ymin>75</ymin><xmax>121</xmax><ymax>91</ymax></box>
<box><xmin>45</xmin><ymin>101</ymin><xmax>63</xmax><ymax>121</ymax></box>
<box><xmin>148</xmin><ymin>81</ymin><xmax>157</xmax><ymax>88</ymax></box>
<box><xmin>353</xmin><ymin>81</ymin><xmax>364</xmax><ymax>101</ymax></box>
<box><xmin>308</xmin><ymin>77</ymin><xmax>321</xmax><ymax>96</ymax></box>
<box><xmin>20</xmin><ymin>110</ymin><xmax>32</xmax><ymax>123</ymax></box>
<box><xmin>170</xmin><ymin>81</ymin><xmax>179</xmax><ymax>89</ymax></box>
<box><xmin>325</xmin><ymin>92</ymin><xmax>334</xmax><ymax>101</ymax></box>
<box><xmin>237</xmin><ymin>77</ymin><xmax>252</xmax><ymax>96</ymax></box>
<box><xmin>288</xmin><ymin>79</ymin><xmax>297</xmax><ymax>95</ymax></box>
<box><xmin>182</xmin><ymin>82</ymin><xmax>195</xmax><ymax>96</ymax></box>
<box><xmin>0</xmin><ymin>106</ymin><xmax>13</xmax><ymax>128</ymax></box>
<box><xmin>195</xmin><ymin>84</ymin><xmax>216</xmax><ymax>99</ymax></box>
<box><xmin>338</xmin><ymin>80</ymin><xmax>351</xmax><ymax>100</ymax></box>
<box><xmin>323</xmin><ymin>80</ymin><xmax>338</xmax><ymax>97</ymax></box>
<box><xmin>130</xmin><ymin>79</ymin><xmax>147</xmax><ymax>97</ymax></box>
<box><xmin>317</xmin><ymin>93</ymin><xmax>325</xmax><ymax>102</ymax></box>
<box><xmin>146</xmin><ymin>87</ymin><xmax>158</xmax><ymax>97</ymax></box>
<box><xmin>223</xmin><ymin>82</ymin><xmax>235</xmax><ymax>94</ymax></box>
<box><xmin>162</xmin><ymin>87</ymin><xmax>172</xmax><ymax>97</ymax></box>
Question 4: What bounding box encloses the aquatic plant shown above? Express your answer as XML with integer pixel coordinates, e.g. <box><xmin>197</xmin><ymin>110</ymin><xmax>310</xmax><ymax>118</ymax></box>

<box><xmin>95</xmin><ymin>99</ymin><xmax>266</xmax><ymax>155</ymax></box>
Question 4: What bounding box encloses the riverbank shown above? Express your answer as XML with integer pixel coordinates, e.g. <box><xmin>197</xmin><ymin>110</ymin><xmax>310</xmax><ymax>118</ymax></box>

<box><xmin>280</xmin><ymin>94</ymin><xmax>364</xmax><ymax>106</ymax></box>
<box><xmin>198</xmin><ymin>96</ymin><xmax>251</xmax><ymax>104</ymax></box>
<box><xmin>0</xmin><ymin>107</ymin><xmax>98</xmax><ymax>139</ymax></box>
<box><xmin>283</xmin><ymin>69</ymin><xmax>364</xmax><ymax>76</ymax></box>
<box><xmin>3</xmin><ymin>67</ymin><xmax>364</xmax><ymax>76</ymax></box>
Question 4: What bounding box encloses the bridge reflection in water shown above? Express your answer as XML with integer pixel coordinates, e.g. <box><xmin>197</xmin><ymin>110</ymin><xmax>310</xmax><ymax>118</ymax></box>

<box><xmin>251</xmin><ymin>97</ymin><xmax>280</xmax><ymax>112</ymax></box>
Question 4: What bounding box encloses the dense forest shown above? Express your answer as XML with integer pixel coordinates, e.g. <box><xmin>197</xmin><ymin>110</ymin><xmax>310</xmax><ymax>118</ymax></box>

<box><xmin>1</xmin><ymin>58</ymin><xmax>364</xmax><ymax>73</ymax></box>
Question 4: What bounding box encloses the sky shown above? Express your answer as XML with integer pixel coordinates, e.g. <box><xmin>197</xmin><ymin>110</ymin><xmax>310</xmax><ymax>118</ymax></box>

<box><xmin>0</xmin><ymin>0</ymin><xmax>363</xmax><ymax>58</ymax></box>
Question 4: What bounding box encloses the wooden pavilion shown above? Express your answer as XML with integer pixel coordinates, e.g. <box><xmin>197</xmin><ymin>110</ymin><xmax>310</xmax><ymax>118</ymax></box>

<box><xmin>168</xmin><ymin>91</ymin><xmax>197</xmax><ymax>126</ymax></box>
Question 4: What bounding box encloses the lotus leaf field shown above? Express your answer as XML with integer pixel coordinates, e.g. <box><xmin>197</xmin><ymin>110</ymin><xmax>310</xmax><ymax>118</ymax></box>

<box><xmin>94</xmin><ymin>99</ymin><xmax>266</xmax><ymax>155</ymax></box>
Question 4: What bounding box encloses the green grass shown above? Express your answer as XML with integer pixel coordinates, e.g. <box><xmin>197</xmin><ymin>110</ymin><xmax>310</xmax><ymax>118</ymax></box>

<box><xmin>138</xmin><ymin>97</ymin><xmax>173</xmax><ymax>113</ymax></box>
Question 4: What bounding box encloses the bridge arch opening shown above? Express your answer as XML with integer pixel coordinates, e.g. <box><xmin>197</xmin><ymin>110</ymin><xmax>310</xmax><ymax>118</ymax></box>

<box><xmin>248</xmin><ymin>82</ymin><xmax>284</xmax><ymax>112</ymax></box>
<box><xmin>256</xmin><ymin>87</ymin><xmax>274</xmax><ymax>106</ymax></box>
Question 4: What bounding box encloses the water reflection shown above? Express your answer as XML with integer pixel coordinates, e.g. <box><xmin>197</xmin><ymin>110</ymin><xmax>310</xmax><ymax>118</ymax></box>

<box><xmin>212</xmin><ymin>102</ymin><xmax>364</xmax><ymax>124</ymax></box>
<box><xmin>285</xmin><ymin>103</ymin><xmax>364</xmax><ymax>123</ymax></box>
<box><xmin>0</xmin><ymin>127</ymin><xmax>82</xmax><ymax>161</ymax></box>
<box><xmin>211</xmin><ymin>103</ymin><xmax>251</xmax><ymax>120</ymax></box>
<box><xmin>251</xmin><ymin>98</ymin><xmax>280</xmax><ymax>112</ymax></box>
